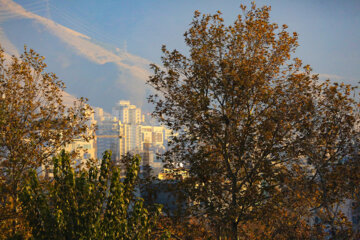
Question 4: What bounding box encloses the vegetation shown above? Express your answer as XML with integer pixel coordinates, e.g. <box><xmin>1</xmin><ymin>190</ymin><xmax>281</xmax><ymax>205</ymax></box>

<box><xmin>0</xmin><ymin>47</ymin><xmax>93</xmax><ymax>238</ymax></box>
<box><xmin>0</xmin><ymin>46</ymin><xmax>167</xmax><ymax>239</ymax></box>
<box><xmin>148</xmin><ymin>3</ymin><xmax>359</xmax><ymax>239</ymax></box>
<box><xmin>21</xmin><ymin>151</ymin><xmax>166</xmax><ymax>240</ymax></box>
<box><xmin>0</xmin><ymin>3</ymin><xmax>359</xmax><ymax>240</ymax></box>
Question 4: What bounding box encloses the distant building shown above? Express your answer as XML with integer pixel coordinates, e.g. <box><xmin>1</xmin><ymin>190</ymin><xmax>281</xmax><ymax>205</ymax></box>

<box><xmin>95</xmin><ymin>101</ymin><xmax>172</xmax><ymax>176</ymax></box>
<box><xmin>40</xmin><ymin>110</ymin><xmax>97</xmax><ymax>178</ymax></box>
<box><xmin>112</xmin><ymin>100</ymin><xmax>143</xmax><ymax>124</ymax></box>
<box><xmin>64</xmin><ymin>108</ymin><xmax>97</xmax><ymax>166</ymax></box>
<box><xmin>123</xmin><ymin>123</ymin><xmax>142</xmax><ymax>153</ymax></box>
<box><xmin>64</xmin><ymin>137</ymin><xmax>96</xmax><ymax>165</ymax></box>
<box><xmin>96</xmin><ymin>117</ymin><xmax>124</xmax><ymax>161</ymax></box>
<box><xmin>158</xmin><ymin>167</ymin><xmax>189</xmax><ymax>180</ymax></box>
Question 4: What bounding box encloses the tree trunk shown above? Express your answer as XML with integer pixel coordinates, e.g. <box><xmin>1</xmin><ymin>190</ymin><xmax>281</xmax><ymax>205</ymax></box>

<box><xmin>231</xmin><ymin>219</ymin><xmax>238</xmax><ymax>240</ymax></box>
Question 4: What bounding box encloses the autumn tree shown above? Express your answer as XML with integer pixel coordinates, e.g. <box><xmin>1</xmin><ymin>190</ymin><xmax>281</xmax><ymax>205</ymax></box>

<box><xmin>148</xmin><ymin>3</ymin><xmax>359</xmax><ymax>239</ymax></box>
<box><xmin>299</xmin><ymin>81</ymin><xmax>360</xmax><ymax>239</ymax></box>
<box><xmin>20</xmin><ymin>151</ymin><xmax>167</xmax><ymax>240</ymax></box>
<box><xmin>0</xmin><ymin>47</ymin><xmax>93</xmax><ymax>237</ymax></box>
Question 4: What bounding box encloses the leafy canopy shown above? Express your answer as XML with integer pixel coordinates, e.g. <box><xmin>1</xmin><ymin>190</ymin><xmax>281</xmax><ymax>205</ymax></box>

<box><xmin>0</xmin><ymin>46</ymin><xmax>93</xmax><ymax>237</ymax></box>
<box><xmin>148</xmin><ymin>3</ymin><xmax>359</xmax><ymax>239</ymax></box>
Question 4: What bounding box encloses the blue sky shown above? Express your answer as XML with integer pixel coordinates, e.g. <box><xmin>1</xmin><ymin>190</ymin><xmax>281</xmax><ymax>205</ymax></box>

<box><xmin>0</xmin><ymin>0</ymin><xmax>359</xmax><ymax>111</ymax></box>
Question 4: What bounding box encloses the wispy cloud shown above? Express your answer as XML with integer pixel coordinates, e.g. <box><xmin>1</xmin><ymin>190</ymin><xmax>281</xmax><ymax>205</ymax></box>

<box><xmin>0</xmin><ymin>0</ymin><xmax>152</xmax><ymax>91</ymax></box>
<box><xmin>0</xmin><ymin>26</ymin><xmax>19</xmax><ymax>56</ymax></box>
<box><xmin>317</xmin><ymin>73</ymin><xmax>344</xmax><ymax>81</ymax></box>
<box><xmin>44</xmin><ymin>0</ymin><xmax>51</xmax><ymax>20</ymax></box>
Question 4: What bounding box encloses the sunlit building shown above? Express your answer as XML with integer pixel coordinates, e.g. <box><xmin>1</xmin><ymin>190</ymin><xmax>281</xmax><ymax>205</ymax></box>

<box><xmin>112</xmin><ymin>100</ymin><xmax>143</xmax><ymax>124</ymax></box>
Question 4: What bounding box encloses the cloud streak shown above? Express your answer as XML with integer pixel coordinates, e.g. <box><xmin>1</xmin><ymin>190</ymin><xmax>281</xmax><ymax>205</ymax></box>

<box><xmin>317</xmin><ymin>73</ymin><xmax>344</xmax><ymax>81</ymax></box>
<box><xmin>0</xmin><ymin>0</ymin><xmax>152</xmax><ymax>93</ymax></box>
<box><xmin>0</xmin><ymin>26</ymin><xmax>19</xmax><ymax>56</ymax></box>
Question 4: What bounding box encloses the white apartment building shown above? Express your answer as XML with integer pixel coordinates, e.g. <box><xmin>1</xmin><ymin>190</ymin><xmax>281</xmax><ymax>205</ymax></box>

<box><xmin>95</xmin><ymin>102</ymin><xmax>172</xmax><ymax>170</ymax></box>
<box><xmin>112</xmin><ymin>100</ymin><xmax>143</xmax><ymax>124</ymax></box>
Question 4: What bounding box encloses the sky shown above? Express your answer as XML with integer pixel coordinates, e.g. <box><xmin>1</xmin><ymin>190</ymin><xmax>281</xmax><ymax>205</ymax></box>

<box><xmin>0</xmin><ymin>0</ymin><xmax>359</xmax><ymax>112</ymax></box>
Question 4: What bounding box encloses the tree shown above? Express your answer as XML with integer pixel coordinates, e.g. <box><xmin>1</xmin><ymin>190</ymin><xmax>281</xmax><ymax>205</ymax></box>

<box><xmin>148</xmin><ymin>4</ymin><xmax>359</xmax><ymax>239</ymax></box>
<box><xmin>20</xmin><ymin>151</ymin><xmax>167</xmax><ymax>240</ymax></box>
<box><xmin>0</xmin><ymin>47</ymin><xmax>93</xmax><ymax>237</ymax></box>
<box><xmin>300</xmin><ymin>81</ymin><xmax>360</xmax><ymax>239</ymax></box>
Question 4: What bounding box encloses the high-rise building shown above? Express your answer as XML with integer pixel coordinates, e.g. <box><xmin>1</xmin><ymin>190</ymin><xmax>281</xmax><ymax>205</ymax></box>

<box><xmin>95</xmin><ymin>101</ymin><xmax>172</xmax><ymax>173</ymax></box>
<box><xmin>122</xmin><ymin>123</ymin><xmax>142</xmax><ymax>153</ymax></box>
<box><xmin>96</xmin><ymin>117</ymin><xmax>125</xmax><ymax>161</ymax></box>
<box><xmin>110</xmin><ymin>100</ymin><xmax>143</xmax><ymax>153</ymax></box>
<box><xmin>112</xmin><ymin>100</ymin><xmax>143</xmax><ymax>124</ymax></box>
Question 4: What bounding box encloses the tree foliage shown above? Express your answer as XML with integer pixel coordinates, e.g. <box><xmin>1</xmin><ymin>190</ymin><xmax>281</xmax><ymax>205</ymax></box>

<box><xmin>0</xmin><ymin>46</ymin><xmax>93</xmax><ymax>237</ymax></box>
<box><xmin>301</xmin><ymin>80</ymin><xmax>360</xmax><ymax>238</ymax></box>
<box><xmin>148</xmin><ymin>3</ymin><xmax>359</xmax><ymax>239</ymax></box>
<box><xmin>20</xmin><ymin>151</ymin><xmax>166</xmax><ymax>240</ymax></box>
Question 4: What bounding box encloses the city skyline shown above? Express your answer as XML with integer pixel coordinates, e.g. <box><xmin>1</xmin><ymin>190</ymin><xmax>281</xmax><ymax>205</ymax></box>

<box><xmin>93</xmin><ymin>99</ymin><xmax>169</xmax><ymax>174</ymax></box>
